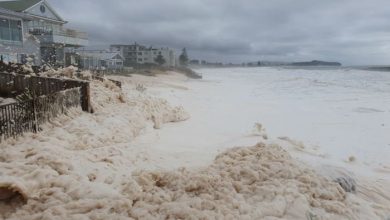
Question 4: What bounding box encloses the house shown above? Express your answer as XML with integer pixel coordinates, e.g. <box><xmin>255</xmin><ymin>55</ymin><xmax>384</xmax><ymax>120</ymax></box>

<box><xmin>0</xmin><ymin>6</ymin><xmax>40</xmax><ymax>64</ymax></box>
<box><xmin>0</xmin><ymin>0</ymin><xmax>88</xmax><ymax>66</ymax></box>
<box><xmin>110</xmin><ymin>43</ymin><xmax>176</xmax><ymax>67</ymax></box>
<box><xmin>78</xmin><ymin>50</ymin><xmax>124</xmax><ymax>70</ymax></box>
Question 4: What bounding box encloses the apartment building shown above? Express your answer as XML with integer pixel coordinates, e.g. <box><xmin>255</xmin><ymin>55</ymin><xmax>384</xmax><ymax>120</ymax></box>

<box><xmin>110</xmin><ymin>43</ymin><xmax>176</xmax><ymax>67</ymax></box>
<box><xmin>0</xmin><ymin>0</ymin><xmax>88</xmax><ymax>66</ymax></box>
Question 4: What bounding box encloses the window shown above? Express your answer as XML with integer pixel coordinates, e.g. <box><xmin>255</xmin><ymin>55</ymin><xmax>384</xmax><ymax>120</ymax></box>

<box><xmin>20</xmin><ymin>54</ymin><xmax>27</xmax><ymax>64</ymax></box>
<box><xmin>40</xmin><ymin>5</ymin><xmax>46</xmax><ymax>13</ymax></box>
<box><xmin>27</xmin><ymin>20</ymin><xmax>57</xmax><ymax>35</ymax></box>
<box><xmin>0</xmin><ymin>18</ymin><xmax>22</xmax><ymax>42</ymax></box>
<box><xmin>0</xmin><ymin>18</ymin><xmax>11</xmax><ymax>41</ymax></box>
<box><xmin>138</xmin><ymin>52</ymin><xmax>142</xmax><ymax>55</ymax></box>
<box><xmin>10</xmin><ymin>20</ymin><xmax>22</xmax><ymax>42</ymax></box>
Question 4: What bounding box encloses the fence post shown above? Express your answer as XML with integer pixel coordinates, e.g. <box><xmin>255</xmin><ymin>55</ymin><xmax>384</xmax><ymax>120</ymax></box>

<box><xmin>80</xmin><ymin>83</ymin><xmax>92</xmax><ymax>113</ymax></box>
<box><xmin>32</xmin><ymin>99</ymin><xmax>38</xmax><ymax>133</ymax></box>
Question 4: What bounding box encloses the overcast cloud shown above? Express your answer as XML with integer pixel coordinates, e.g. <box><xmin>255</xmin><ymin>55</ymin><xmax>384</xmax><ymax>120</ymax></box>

<box><xmin>50</xmin><ymin>0</ymin><xmax>390</xmax><ymax>65</ymax></box>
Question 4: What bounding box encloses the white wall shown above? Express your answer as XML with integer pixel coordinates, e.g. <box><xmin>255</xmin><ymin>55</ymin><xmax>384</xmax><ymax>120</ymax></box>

<box><xmin>138</xmin><ymin>48</ymin><xmax>176</xmax><ymax>67</ymax></box>
<box><xmin>26</xmin><ymin>2</ymin><xmax>61</xmax><ymax>21</ymax></box>
<box><xmin>108</xmin><ymin>45</ymin><xmax>177</xmax><ymax>67</ymax></box>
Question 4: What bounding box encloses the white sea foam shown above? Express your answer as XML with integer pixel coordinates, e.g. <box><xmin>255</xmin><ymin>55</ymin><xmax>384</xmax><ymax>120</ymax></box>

<box><xmin>0</xmin><ymin>69</ymin><xmax>389</xmax><ymax>219</ymax></box>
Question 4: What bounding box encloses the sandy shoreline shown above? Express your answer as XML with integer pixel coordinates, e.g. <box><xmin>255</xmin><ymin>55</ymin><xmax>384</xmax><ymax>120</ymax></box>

<box><xmin>1</xmin><ymin>70</ymin><xmax>389</xmax><ymax>219</ymax></box>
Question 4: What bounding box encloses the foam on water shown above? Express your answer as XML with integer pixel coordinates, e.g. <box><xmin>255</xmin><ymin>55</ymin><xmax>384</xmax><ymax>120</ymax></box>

<box><xmin>147</xmin><ymin>67</ymin><xmax>390</xmax><ymax>179</ymax></box>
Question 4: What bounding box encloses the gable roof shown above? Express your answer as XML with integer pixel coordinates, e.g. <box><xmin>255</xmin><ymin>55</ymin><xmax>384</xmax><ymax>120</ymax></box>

<box><xmin>79</xmin><ymin>51</ymin><xmax>124</xmax><ymax>61</ymax></box>
<box><xmin>0</xmin><ymin>5</ymin><xmax>34</xmax><ymax>19</ymax></box>
<box><xmin>97</xmin><ymin>52</ymin><xmax>124</xmax><ymax>60</ymax></box>
<box><xmin>0</xmin><ymin>0</ymin><xmax>65</xmax><ymax>23</ymax></box>
<box><xmin>0</xmin><ymin>0</ymin><xmax>41</xmax><ymax>12</ymax></box>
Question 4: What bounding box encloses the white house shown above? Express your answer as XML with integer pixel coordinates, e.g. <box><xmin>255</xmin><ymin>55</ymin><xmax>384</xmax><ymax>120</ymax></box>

<box><xmin>78</xmin><ymin>51</ymin><xmax>124</xmax><ymax>70</ymax></box>
<box><xmin>0</xmin><ymin>0</ymin><xmax>88</xmax><ymax>66</ymax></box>
<box><xmin>0</xmin><ymin>6</ymin><xmax>40</xmax><ymax>64</ymax></box>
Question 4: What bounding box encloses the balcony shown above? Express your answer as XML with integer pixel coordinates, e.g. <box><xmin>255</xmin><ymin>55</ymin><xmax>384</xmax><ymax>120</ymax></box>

<box><xmin>28</xmin><ymin>27</ymin><xmax>88</xmax><ymax>47</ymax></box>
<box><xmin>0</xmin><ymin>39</ymin><xmax>22</xmax><ymax>46</ymax></box>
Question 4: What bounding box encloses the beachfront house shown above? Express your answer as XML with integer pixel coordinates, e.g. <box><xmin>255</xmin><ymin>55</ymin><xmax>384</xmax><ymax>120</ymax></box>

<box><xmin>0</xmin><ymin>6</ymin><xmax>39</xmax><ymax>64</ymax></box>
<box><xmin>78</xmin><ymin>50</ymin><xmax>124</xmax><ymax>71</ymax></box>
<box><xmin>110</xmin><ymin>43</ymin><xmax>176</xmax><ymax>68</ymax></box>
<box><xmin>0</xmin><ymin>0</ymin><xmax>88</xmax><ymax>66</ymax></box>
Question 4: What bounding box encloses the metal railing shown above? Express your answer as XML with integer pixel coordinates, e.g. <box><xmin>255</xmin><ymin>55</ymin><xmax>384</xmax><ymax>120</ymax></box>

<box><xmin>28</xmin><ymin>27</ymin><xmax>88</xmax><ymax>40</ymax></box>
<box><xmin>0</xmin><ymin>39</ymin><xmax>22</xmax><ymax>46</ymax></box>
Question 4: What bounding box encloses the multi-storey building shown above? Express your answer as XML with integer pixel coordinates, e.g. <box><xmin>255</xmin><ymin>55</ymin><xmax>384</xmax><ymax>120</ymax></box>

<box><xmin>110</xmin><ymin>43</ymin><xmax>176</xmax><ymax>67</ymax></box>
<box><xmin>0</xmin><ymin>0</ymin><xmax>88</xmax><ymax>66</ymax></box>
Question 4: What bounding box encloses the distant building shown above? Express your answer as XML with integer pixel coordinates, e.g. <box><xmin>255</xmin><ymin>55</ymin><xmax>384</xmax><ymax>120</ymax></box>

<box><xmin>0</xmin><ymin>0</ymin><xmax>88</xmax><ymax>66</ymax></box>
<box><xmin>110</xmin><ymin>43</ymin><xmax>176</xmax><ymax>67</ymax></box>
<box><xmin>77</xmin><ymin>50</ymin><xmax>124</xmax><ymax>70</ymax></box>
<box><xmin>246</xmin><ymin>61</ymin><xmax>290</xmax><ymax>67</ymax></box>
<box><xmin>189</xmin><ymin>59</ymin><xmax>200</xmax><ymax>65</ymax></box>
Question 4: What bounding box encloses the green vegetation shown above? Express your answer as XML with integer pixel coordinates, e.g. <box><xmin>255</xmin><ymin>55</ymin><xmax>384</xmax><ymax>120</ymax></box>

<box><xmin>154</xmin><ymin>54</ymin><xmax>166</xmax><ymax>66</ymax></box>
<box><xmin>179</xmin><ymin>48</ymin><xmax>189</xmax><ymax>66</ymax></box>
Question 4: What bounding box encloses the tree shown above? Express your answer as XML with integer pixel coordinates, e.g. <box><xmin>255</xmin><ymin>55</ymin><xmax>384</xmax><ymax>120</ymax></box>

<box><xmin>155</xmin><ymin>54</ymin><xmax>166</xmax><ymax>66</ymax></box>
<box><xmin>179</xmin><ymin>48</ymin><xmax>189</xmax><ymax>66</ymax></box>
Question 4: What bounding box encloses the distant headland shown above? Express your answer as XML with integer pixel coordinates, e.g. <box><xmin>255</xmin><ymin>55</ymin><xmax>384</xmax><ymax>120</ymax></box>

<box><xmin>189</xmin><ymin>59</ymin><xmax>343</xmax><ymax>68</ymax></box>
<box><xmin>291</xmin><ymin>60</ymin><xmax>342</xmax><ymax>67</ymax></box>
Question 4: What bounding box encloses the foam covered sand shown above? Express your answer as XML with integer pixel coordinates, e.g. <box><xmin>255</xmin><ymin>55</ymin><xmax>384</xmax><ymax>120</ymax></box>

<box><xmin>1</xmin><ymin>140</ymin><xmax>388</xmax><ymax>219</ymax></box>
<box><xmin>0</xmin><ymin>74</ymin><xmax>188</xmax><ymax>218</ymax></box>
<box><xmin>1</xmin><ymin>70</ymin><xmax>389</xmax><ymax>219</ymax></box>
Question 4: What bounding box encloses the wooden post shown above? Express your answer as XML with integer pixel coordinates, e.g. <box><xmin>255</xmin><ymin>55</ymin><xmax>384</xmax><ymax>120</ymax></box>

<box><xmin>80</xmin><ymin>82</ymin><xmax>92</xmax><ymax>113</ymax></box>
<box><xmin>32</xmin><ymin>99</ymin><xmax>38</xmax><ymax>133</ymax></box>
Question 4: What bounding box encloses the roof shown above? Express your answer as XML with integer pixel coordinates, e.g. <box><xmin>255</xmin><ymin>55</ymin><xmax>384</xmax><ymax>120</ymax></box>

<box><xmin>0</xmin><ymin>5</ymin><xmax>34</xmax><ymax>18</ymax></box>
<box><xmin>101</xmin><ymin>52</ymin><xmax>123</xmax><ymax>60</ymax></box>
<box><xmin>0</xmin><ymin>0</ymin><xmax>42</xmax><ymax>12</ymax></box>
<box><xmin>79</xmin><ymin>51</ymin><xmax>124</xmax><ymax>60</ymax></box>
<box><xmin>0</xmin><ymin>0</ymin><xmax>65</xmax><ymax>23</ymax></box>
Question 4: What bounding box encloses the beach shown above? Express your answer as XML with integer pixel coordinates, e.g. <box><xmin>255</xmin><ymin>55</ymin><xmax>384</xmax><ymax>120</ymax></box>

<box><xmin>1</xmin><ymin>67</ymin><xmax>389</xmax><ymax>219</ymax></box>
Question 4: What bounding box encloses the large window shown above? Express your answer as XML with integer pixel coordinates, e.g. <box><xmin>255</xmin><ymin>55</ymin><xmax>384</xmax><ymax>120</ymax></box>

<box><xmin>26</xmin><ymin>20</ymin><xmax>61</xmax><ymax>35</ymax></box>
<box><xmin>0</xmin><ymin>18</ymin><xmax>11</xmax><ymax>41</ymax></box>
<box><xmin>10</xmin><ymin>20</ymin><xmax>22</xmax><ymax>41</ymax></box>
<box><xmin>0</xmin><ymin>18</ymin><xmax>22</xmax><ymax>42</ymax></box>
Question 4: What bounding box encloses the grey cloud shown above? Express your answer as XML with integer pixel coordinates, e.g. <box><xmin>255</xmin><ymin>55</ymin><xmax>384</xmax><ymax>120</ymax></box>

<box><xmin>51</xmin><ymin>0</ymin><xmax>390</xmax><ymax>65</ymax></box>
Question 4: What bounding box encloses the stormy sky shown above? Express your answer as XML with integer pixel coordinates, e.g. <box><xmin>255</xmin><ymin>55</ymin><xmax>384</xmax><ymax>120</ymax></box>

<box><xmin>50</xmin><ymin>0</ymin><xmax>390</xmax><ymax>65</ymax></box>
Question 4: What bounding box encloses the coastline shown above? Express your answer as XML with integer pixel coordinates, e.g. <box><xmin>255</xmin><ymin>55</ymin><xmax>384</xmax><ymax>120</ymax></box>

<box><xmin>0</xmin><ymin>68</ymin><xmax>389</xmax><ymax>219</ymax></box>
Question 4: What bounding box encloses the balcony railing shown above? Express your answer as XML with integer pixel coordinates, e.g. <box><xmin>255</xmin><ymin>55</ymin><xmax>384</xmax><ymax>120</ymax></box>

<box><xmin>0</xmin><ymin>39</ymin><xmax>22</xmax><ymax>46</ymax></box>
<box><xmin>28</xmin><ymin>27</ymin><xmax>88</xmax><ymax>40</ymax></box>
<box><xmin>27</xmin><ymin>26</ymin><xmax>88</xmax><ymax>46</ymax></box>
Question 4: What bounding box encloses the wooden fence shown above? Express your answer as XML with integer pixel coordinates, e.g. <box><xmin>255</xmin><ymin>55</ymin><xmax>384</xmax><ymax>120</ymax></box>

<box><xmin>92</xmin><ymin>75</ymin><xmax>122</xmax><ymax>88</ymax></box>
<box><xmin>0</xmin><ymin>73</ymin><xmax>92</xmax><ymax>112</ymax></box>
<box><xmin>0</xmin><ymin>88</ymin><xmax>81</xmax><ymax>140</ymax></box>
<box><xmin>74</xmin><ymin>72</ymin><xmax>122</xmax><ymax>88</ymax></box>
<box><xmin>0</xmin><ymin>72</ymin><xmax>95</xmax><ymax>141</ymax></box>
